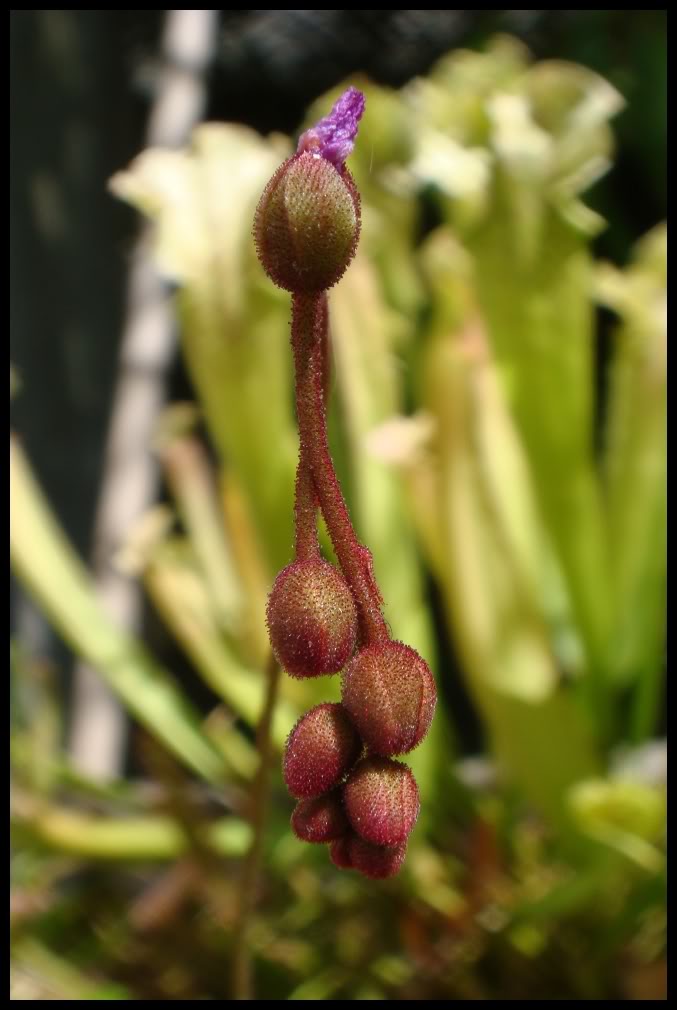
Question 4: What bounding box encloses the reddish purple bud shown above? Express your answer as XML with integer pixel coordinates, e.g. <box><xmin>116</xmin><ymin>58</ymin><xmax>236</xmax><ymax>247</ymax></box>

<box><xmin>267</xmin><ymin>559</ymin><xmax>358</xmax><ymax>678</ymax></box>
<box><xmin>297</xmin><ymin>87</ymin><xmax>366</xmax><ymax>169</ymax></box>
<box><xmin>343</xmin><ymin>756</ymin><xmax>420</xmax><ymax>847</ymax></box>
<box><xmin>253</xmin><ymin>152</ymin><xmax>360</xmax><ymax>293</ymax></box>
<box><xmin>291</xmin><ymin>790</ymin><xmax>349</xmax><ymax>843</ymax></box>
<box><xmin>349</xmin><ymin>835</ymin><xmax>408</xmax><ymax>880</ymax></box>
<box><xmin>329</xmin><ymin>835</ymin><xmax>354</xmax><ymax>870</ymax></box>
<box><xmin>329</xmin><ymin>832</ymin><xmax>407</xmax><ymax>879</ymax></box>
<box><xmin>283</xmin><ymin>702</ymin><xmax>362</xmax><ymax>799</ymax></box>
<box><xmin>341</xmin><ymin>641</ymin><xmax>436</xmax><ymax>755</ymax></box>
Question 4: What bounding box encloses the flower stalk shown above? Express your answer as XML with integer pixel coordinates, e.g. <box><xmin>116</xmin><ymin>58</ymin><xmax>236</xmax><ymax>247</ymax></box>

<box><xmin>254</xmin><ymin>87</ymin><xmax>436</xmax><ymax>878</ymax></box>
<box><xmin>291</xmin><ymin>292</ymin><xmax>389</xmax><ymax>643</ymax></box>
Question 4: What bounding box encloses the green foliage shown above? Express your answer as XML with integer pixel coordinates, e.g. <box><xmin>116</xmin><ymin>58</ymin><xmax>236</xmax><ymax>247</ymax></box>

<box><xmin>11</xmin><ymin>36</ymin><xmax>665</xmax><ymax>999</ymax></box>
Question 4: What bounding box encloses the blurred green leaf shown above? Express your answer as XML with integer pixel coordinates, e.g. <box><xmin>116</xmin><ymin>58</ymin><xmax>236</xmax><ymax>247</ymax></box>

<box><xmin>10</xmin><ymin>437</ymin><xmax>225</xmax><ymax>784</ymax></box>
<box><xmin>143</xmin><ymin>537</ymin><xmax>297</xmax><ymax>748</ymax></box>
<box><xmin>408</xmin><ymin>41</ymin><xmax>627</xmax><ymax>717</ymax></box>
<box><xmin>11</xmin><ymin>938</ymin><xmax>132</xmax><ymax>1000</ymax></box>
<box><xmin>111</xmin><ymin>125</ymin><xmax>299</xmax><ymax>574</ymax></box>
<box><xmin>597</xmin><ymin>226</ymin><xmax>667</xmax><ymax>736</ymax></box>
<box><xmin>156</xmin><ymin>421</ymin><xmax>243</xmax><ymax>632</ymax></box>
<box><xmin>569</xmin><ymin>778</ymin><xmax>666</xmax><ymax>871</ymax></box>
<box><xmin>13</xmin><ymin>799</ymin><xmax>251</xmax><ymax>860</ymax></box>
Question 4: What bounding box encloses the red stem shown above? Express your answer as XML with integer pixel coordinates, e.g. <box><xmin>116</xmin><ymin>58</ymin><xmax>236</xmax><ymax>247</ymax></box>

<box><xmin>293</xmin><ymin>457</ymin><xmax>319</xmax><ymax>562</ymax></box>
<box><xmin>291</xmin><ymin>293</ymin><xmax>389</xmax><ymax>644</ymax></box>
<box><xmin>293</xmin><ymin>298</ymin><xmax>328</xmax><ymax>561</ymax></box>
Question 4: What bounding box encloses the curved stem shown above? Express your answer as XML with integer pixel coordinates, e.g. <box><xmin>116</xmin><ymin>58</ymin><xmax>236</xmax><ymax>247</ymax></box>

<box><xmin>291</xmin><ymin>293</ymin><xmax>389</xmax><ymax>644</ymax></box>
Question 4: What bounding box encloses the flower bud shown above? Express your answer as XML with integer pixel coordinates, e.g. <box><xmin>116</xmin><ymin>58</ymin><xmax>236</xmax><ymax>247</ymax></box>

<box><xmin>283</xmin><ymin>702</ymin><xmax>362</xmax><ymax>799</ymax></box>
<box><xmin>267</xmin><ymin>559</ymin><xmax>358</xmax><ymax>678</ymax></box>
<box><xmin>329</xmin><ymin>835</ymin><xmax>354</xmax><ymax>870</ymax></box>
<box><xmin>341</xmin><ymin>642</ymin><xmax>436</xmax><ymax>755</ymax></box>
<box><xmin>343</xmin><ymin>756</ymin><xmax>420</xmax><ymax>847</ymax></box>
<box><xmin>329</xmin><ymin>832</ymin><xmax>407</xmax><ymax>879</ymax></box>
<box><xmin>348</xmin><ymin>835</ymin><xmax>407</xmax><ymax>880</ymax></box>
<box><xmin>291</xmin><ymin>790</ymin><xmax>348</xmax><ymax>843</ymax></box>
<box><xmin>253</xmin><ymin>152</ymin><xmax>360</xmax><ymax>293</ymax></box>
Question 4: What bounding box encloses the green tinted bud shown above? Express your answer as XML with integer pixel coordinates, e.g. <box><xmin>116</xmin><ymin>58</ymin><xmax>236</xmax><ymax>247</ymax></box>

<box><xmin>253</xmin><ymin>152</ymin><xmax>360</xmax><ymax>293</ymax></box>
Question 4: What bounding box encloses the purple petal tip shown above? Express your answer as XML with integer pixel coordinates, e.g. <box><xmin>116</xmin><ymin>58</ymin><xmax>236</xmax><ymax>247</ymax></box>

<box><xmin>297</xmin><ymin>87</ymin><xmax>366</xmax><ymax>169</ymax></box>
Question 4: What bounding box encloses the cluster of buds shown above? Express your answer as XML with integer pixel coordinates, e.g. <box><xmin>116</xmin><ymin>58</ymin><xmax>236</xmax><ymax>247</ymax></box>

<box><xmin>254</xmin><ymin>88</ymin><xmax>436</xmax><ymax>878</ymax></box>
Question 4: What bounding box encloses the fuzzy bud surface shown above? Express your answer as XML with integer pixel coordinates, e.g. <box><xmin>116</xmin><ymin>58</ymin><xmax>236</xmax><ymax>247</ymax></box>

<box><xmin>341</xmin><ymin>641</ymin><xmax>436</xmax><ymax>755</ymax></box>
<box><xmin>291</xmin><ymin>791</ymin><xmax>349</xmax><ymax>843</ymax></box>
<box><xmin>253</xmin><ymin>152</ymin><xmax>360</xmax><ymax>293</ymax></box>
<box><xmin>343</xmin><ymin>756</ymin><xmax>420</xmax><ymax>847</ymax></box>
<box><xmin>267</xmin><ymin>559</ymin><xmax>358</xmax><ymax>678</ymax></box>
<box><xmin>283</xmin><ymin>702</ymin><xmax>362</xmax><ymax>799</ymax></box>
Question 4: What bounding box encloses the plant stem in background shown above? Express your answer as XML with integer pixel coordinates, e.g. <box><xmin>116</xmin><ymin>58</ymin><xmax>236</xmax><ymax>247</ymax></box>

<box><xmin>231</xmin><ymin>652</ymin><xmax>281</xmax><ymax>1000</ymax></box>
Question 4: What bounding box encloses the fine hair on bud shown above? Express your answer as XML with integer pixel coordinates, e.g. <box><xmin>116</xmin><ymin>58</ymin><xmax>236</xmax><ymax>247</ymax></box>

<box><xmin>329</xmin><ymin>833</ymin><xmax>407</xmax><ymax>879</ymax></box>
<box><xmin>267</xmin><ymin>559</ymin><xmax>358</xmax><ymax>679</ymax></box>
<box><xmin>329</xmin><ymin>835</ymin><xmax>354</xmax><ymax>870</ymax></box>
<box><xmin>348</xmin><ymin>835</ymin><xmax>408</xmax><ymax>880</ymax></box>
<box><xmin>283</xmin><ymin>702</ymin><xmax>362</xmax><ymax>799</ymax></box>
<box><xmin>253</xmin><ymin>152</ymin><xmax>360</xmax><ymax>293</ymax></box>
<box><xmin>341</xmin><ymin>641</ymin><xmax>436</xmax><ymax>755</ymax></box>
<box><xmin>291</xmin><ymin>791</ymin><xmax>349</xmax><ymax>843</ymax></box>
<box><xmin>343</xmin><ymin>756</ymin><xmax>420</xmax><ymax>847</ymax></box>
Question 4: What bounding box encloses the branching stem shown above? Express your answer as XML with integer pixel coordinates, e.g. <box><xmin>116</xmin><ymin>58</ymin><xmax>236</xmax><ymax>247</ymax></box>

<box><xmin>291</xmin><ymin>293</ymin><xmax>389</xmax><ymax>645</ymax></box>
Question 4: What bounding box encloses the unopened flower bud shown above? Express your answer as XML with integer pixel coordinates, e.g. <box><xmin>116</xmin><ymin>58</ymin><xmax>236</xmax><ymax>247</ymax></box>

<box><xmin>291</xmin><ymin>790</ymin><xmax>348</xmax><ymax>843</ymax></box>
<box><xmin>329</xmin><ymin>835</ymin><xmax>354</xmax><ymax>870</ymax></box>
<box><xmin>267</xmin><ymin>559</ymin><xmax>358</xmax><ymax>678</ymax></box>
<box><xmin>283</xmin><ymin>702</ymin><xmax>362</xmax><ymax>799</ymax></box>
<box><xmin>254</xmin><ymin>87</ymin><xmax>365</xmax><ymax>293</ymax></box>
<box><xmin>253</xmin><ymin>153</ymin><xmax>360</xmax><ymax>293</ymax></box>
<box><xmin>341</xmin><ymin>642</ymin><xmax>436</xmax><ymax>755</ymax></box>
<box><xmin>329</xmin><ymin>832</ymin><xmax>407</xmax><ymax>879</ymax></box>
<box><xmin>348</xmin><ymin>835</ymin><xmax>407</xmax><ymax>880</ymax></box>
<box><xmin>343</xmin><ymin>756</ymin><xmax>420</xmax><ymax>847</ymax></box>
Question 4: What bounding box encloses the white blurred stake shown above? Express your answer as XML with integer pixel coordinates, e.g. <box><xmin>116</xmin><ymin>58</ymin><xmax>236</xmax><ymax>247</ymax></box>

<box><xmin>69</xmin><ymin>10</ymin><xmax>218</xmax><ymax>779</ymax></box>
